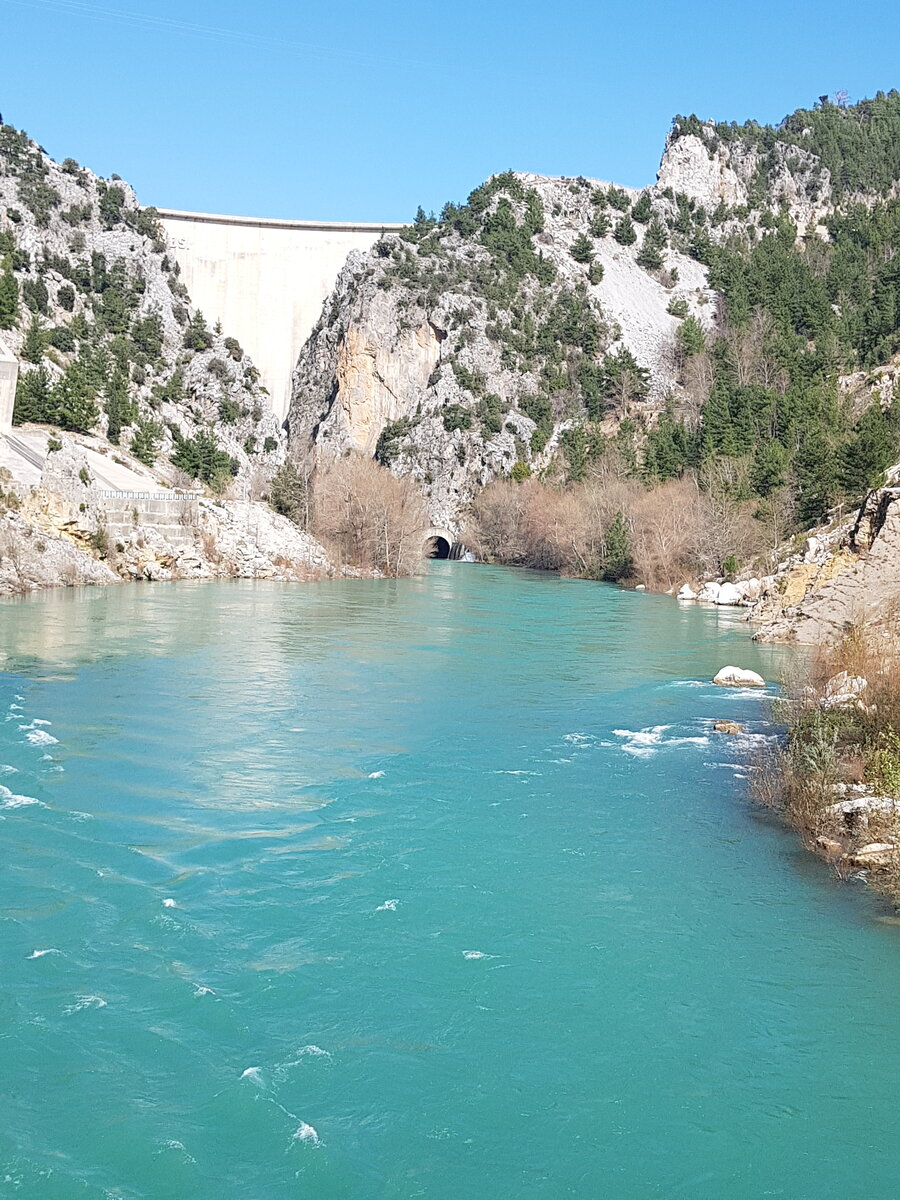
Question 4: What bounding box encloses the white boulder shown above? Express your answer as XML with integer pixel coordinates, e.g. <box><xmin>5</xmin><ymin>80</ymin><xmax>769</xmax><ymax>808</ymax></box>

<box><xmin>820</xmin><ymin>672</ymin><xmax>869</xmax><ymax>711</ymax></box>
<box><xmin>698</xmin><ymin>581</ymin><xmax>721</xmax><ymax>602</ymax></box>
<box><xmin>713</xmin><ymin>666</ymin><xmax>766</xmax><ymax>688</ymax></box>
<box><xmin>677</xmin><ymin>583</ymin><xmax>698</xmax><ymax>601</ymax></box>
<box><xmin>715</xmin><ymin>582</ymin><xmax>743</xmax><ymax>605</ymax></box>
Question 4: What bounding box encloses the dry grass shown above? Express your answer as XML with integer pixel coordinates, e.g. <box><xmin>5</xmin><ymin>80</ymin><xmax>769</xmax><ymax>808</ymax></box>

<box><xmin>755</xmin><ymin>622</ymin><xmax>900</xmax><ymax>905</ymax></box>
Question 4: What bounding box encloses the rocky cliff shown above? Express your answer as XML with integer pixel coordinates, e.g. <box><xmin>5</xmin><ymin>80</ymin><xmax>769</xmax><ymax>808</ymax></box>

<box><xmin>284</xmin><ymin>115</ymin><xmax>854</xmax><ymax>533</ymax></box>
<box><xmin>0</xmin><ymin>123</ymin><xmax>284</xmax><ymax>487</ymax></box>
<box><xmin>287</xmin><ymin>167</ymin><xmax>719</xmax><ymax>533</ymax></box>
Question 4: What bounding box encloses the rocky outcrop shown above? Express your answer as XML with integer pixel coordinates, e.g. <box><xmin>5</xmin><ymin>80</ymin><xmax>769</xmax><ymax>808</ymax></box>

<box><xmin>287</xmin><ymin>172</ymin><xmax>714</xmax><ymax>533</ymax></box>
<box><xmin>656</xmin><ymin>126</ymin><xmax>832</xmax><ymax>231</ymax></box>
<box><xmin>0</xmin><ymin>436</ymin><xmax>335</xmax><ymax>595</ymax></box>
<box><xmin>752</xmin><ymin>486</ymin><xmax>900</xmax><ymax>644</ymax></box>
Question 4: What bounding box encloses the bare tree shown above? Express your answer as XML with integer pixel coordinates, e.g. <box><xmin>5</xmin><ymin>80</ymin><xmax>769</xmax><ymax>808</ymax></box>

<box><xmin>312</xmin><ymin>456</ymin><xmax>428</xmax><ymax>577</ymax></box>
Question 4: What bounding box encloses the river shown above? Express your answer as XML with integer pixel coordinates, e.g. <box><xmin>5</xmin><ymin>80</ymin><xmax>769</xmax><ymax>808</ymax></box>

<box><xmin>2</xmin><ymin>567</ymin><xmax>899</xmax><ymax>1198</ymax></box>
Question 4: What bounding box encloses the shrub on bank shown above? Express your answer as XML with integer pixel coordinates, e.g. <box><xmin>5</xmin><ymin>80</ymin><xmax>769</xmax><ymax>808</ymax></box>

<box><xmin>755</xmin><ymin>625</ymin><xmax>900</xmax><ymax>904</ymax></box>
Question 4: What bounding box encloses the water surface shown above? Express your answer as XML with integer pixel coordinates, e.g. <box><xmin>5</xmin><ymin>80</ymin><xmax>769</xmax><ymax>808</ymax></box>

<box><xmin>1</xmin><ymin>568</ymin><xmax>898</xmax><ymax>1198</ymax></box>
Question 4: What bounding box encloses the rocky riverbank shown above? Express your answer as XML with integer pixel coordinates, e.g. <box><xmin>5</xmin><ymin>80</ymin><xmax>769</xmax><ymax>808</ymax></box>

<box><xmin>753</xmin><ymin>646</ymin><xmax>900</xmax><ymax>907</ymax></box>
<box><xmin>0</xmin><ymin>434</ymin><xmax>336</xmax><ymax>596</ymax></box>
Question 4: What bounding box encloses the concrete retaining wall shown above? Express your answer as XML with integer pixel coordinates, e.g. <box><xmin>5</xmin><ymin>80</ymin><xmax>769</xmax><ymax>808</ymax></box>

<box><xmin>98</xmin><ymin>492</ymin><xmax>200</xmax><ymax>549</ymax></box>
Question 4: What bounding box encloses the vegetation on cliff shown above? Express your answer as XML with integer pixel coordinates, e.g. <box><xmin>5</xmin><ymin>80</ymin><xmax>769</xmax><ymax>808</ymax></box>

<box><xmin>0</xmin><ymin>120</ymin><xmax>282</xmax><ymax>491</ymax></box>
<box><xmin>294</xmin><ymin>90</ymin><xmax>900</xmax><ymax>585</ymax></box>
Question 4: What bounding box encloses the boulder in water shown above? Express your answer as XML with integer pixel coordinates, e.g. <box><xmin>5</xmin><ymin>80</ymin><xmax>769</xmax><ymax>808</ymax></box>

<box><xmin>713</xmin><ymin>720</ymin><xmax>743</xmax><ymax>734</ymax></box>
<box><xmin>677</xmin><ymin>583</ymin><xmax>697</xmax><ymax>600</ymax></box>
<box><xmin>713</xmin><ymin>666</ymin><xmax>766</xmax><ymax>688</ymax></box>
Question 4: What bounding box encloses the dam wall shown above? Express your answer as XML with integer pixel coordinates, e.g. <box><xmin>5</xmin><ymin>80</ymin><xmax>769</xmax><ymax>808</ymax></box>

<box><xmin>0</xmin><ymin>335</ymin><xmax>18</xmax><ymax>436</ymax></box>
<box><xmin>158</xmin><ymin>210</ymin><xmax>404</xmax><ymax>420</ymax></box>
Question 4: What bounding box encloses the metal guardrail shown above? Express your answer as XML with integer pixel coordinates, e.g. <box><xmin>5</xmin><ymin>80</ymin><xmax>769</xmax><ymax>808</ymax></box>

<box><xmin>4</xmin><ymin>434</ymin><xmax>45</xmax><ymax>470</ymax></box>
<box><xmin>96</xmin><ymin>490</ymin><xmax>201</xmax><ymax>501</ymax></box>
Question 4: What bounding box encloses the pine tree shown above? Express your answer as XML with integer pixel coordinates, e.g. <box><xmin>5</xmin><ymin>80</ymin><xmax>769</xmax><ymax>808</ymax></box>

<box><xmin>21</xmin><ymin>314</ymin><xmax>46</xmax><ymax>364</ymax></box>
<box><xmin>52</xmin><ymin>360</ymin><xmax>99</xmax><ymax>432</ymax></box>
<box><xmin>631</xmin><ymin>192</ymin><xmax>652</xmax><ymax>223</ymax></box>
<box><xmin>676</xmin><ymin>315</ymin><xmax>706</xmax><ymax>358</ymax></box>
<box><xmin>700</xmin><ymin>386</ymin><xmax>737</xmax><ymax>458</ymax></box>
<box><xmin>104</xmin><ymin>366</ymin><xmax>137</xmax><ymax>444</ymax></box>
<box><xmin>570</xmin><ymin>233</ymin><xmax>594</xmax><ymax>264</ymax></box>
<box><xmin>0</xmin><ymin>261</ymin><xmax>18</xmax><ymax>329</ymax></box>
<box><xmin>183</xmin><ymin>310</ymin><xmax>212</xmax><ymax>351</ymax></box>
<box><xmin>589</xmin><ymin>210</ymin><xmax>610</xmax><ymax>238</ymax></box>
<box><xmin>12</xmin><ymin>365</ymin><xmax>52</xmax><ymax>424</ymax></box>
<box><xmin>613</xmin><ymin>214</ymin><xmax>637</xmax><ymax>246</ymax></box>
<box><xmin>602</xmin><ymin>511</ymin><xmax>633</xmax><ymax>581</ymax></box>
<box><xmin>636</xmin><ymin>218</ymin><xmax>667</xmax><ymax>270</ymax></box>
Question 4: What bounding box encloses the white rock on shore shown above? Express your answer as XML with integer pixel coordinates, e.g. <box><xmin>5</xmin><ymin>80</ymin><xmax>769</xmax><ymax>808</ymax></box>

<box><xmin>715</xmin><ymin>582</ymin><xmax>742</xmax><ymax>606</ymax></box>
<box><xmin>677</xmin><ymin>583</ymin><xmax>697</xmax><ymax>601</ymax></box>
<box><xmin>713</xmin><ymin>666</ymin><xmax>766</xmax><ymax>688</ymax></box>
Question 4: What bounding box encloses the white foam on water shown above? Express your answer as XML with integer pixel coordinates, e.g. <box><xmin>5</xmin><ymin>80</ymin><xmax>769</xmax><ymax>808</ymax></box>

<box><xmin>23</xmin><ymin>729</ymin><xmax>58</xmax><ymax>746</ymax></box>
<box><xmin>613</xmin><ymin>726</ymin><xmax>713</xmax><ymax>758</ymax></box>
<box><xmin>0</xmin><ymin>785</ymin><xmax>43</xmax><ymax>809</ymax></box>
<box><xmin>367</xmin><ymin>770</ymin><xmax>385</xmax><ymax>778</ymax></box>
<box><xmin>376</xmin><ymin>899</ymin><xmax>398</xmax><ymax>911</ymax></box>
<box><xmin>162</xmin><ymin>898</ymin><xmax>177</xmax><ymax>908</ymax></box>
<box><xmin>292</xmin><ymin>1122</ymin><xmax>321</xmax><ymax>1146</ymax></box>
<box><xmin>156</xmin><ymin>1139</ymin><xmax>197</xmax><ymax>1164</ymax></box>
<box><xmin>193</xmin><ymin>985</ymin><xmax>215</xmax><ymax>997</ymax></box>
<box><xmin>493</xmin><ymin>769</ymin><xmax>541</xmax><ymax>776</ymax></box>
<box><xmin>30</xmin><ymin>719</ymin><xmax>52</xmax><ymax>727</ymax></box>
<box><xmin>296</xmin><ymin>1044</ymin><xmax>330</xmax><ymax>1057</ymax></box>
<box><xmin>27</xmin><ymin>948</ymin><xmax>60</xmax><ymax>959</ymax></box>
<box><xmin>1</xmin><ymin>764</ymin><xmax>18</xmax><ymax>773</ymax></box>
<box><xmin>64</xmin><ymin>995</ymin><xmax>106</xmax><ymax>1014</ymax></box>
<box><xmin>613</xmin><ymin>726</ymin><xmax>670</xmax><ymax>757</ymax></box>
<box><xmin>463</xmin><ymin>950</ymin><xmax>497</xmax><ymax>960</ymax></box>
<box><xmin>240</xmin><ymin>1066</ymin><xmax>263</xmax><ymax>1083</ymax></box>
<box><xmin>564</xmin><ymin>733</ymin><xmax>591</xmax><ymax>744</ymax></box>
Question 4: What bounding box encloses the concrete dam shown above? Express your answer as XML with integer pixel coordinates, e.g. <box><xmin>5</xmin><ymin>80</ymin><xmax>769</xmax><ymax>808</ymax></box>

<box><xmin>158</xmin><ymin>210</ymin><xmax>405</xmax><ymax>419</ymax></box>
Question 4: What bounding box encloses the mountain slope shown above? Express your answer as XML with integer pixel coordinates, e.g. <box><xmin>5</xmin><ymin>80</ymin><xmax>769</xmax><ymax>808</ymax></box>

<box><xmin>0</xmin><ymin>122</ymin><xmax>283</xmax><ymax>489</ymax></box>
<box><xmin>287</xmin><ymin>92</ymin><xmax>900</xmax><ymax>540</ymax></box>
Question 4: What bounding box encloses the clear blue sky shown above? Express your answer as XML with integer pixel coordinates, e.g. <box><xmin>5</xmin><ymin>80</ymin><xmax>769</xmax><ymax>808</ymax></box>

<box><xmin>3</xmin><ymin>0</ymin><xmax>900</xmax><ymax>222</ymax></box>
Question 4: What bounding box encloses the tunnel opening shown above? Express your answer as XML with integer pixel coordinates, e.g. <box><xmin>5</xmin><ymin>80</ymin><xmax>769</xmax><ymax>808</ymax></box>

<box><xmin>425</xmin><ymin>535</ymin><xmax>452</xmax><ymax>559</ymax></box>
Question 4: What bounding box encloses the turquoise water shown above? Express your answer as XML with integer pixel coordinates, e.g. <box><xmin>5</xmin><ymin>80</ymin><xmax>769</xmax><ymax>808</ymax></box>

<box><xmin>2</xmin><ymin>567</ymin><xmax>900</xmax><ymax>1199</ymax></box>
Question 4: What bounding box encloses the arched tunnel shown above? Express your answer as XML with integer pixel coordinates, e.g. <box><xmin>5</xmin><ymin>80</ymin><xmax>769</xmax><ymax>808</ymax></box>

<box><xmin>425</xmin><ymin>535</ymin><xmax>452</xmax><ymax>559</ymax></box>
<box><xmin>422</xmin><ymin>530</ymin><xmax>470</xmax><ymax>560</ymax></box>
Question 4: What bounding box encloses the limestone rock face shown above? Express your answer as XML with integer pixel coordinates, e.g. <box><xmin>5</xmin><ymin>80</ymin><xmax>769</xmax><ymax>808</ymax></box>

<box><xmin>753</xmin><ymin>487</ymin><xmax>900</xmax><ymax>644</ymax></box>
<box><xmin>656</xmin><ymin>127</ymin><xmax>832</xmax><ymax>231</ymax></box>
<box><xmin>287</xmin><ymin>171</ymin><xmax>714</xmax><ymax>533</ymax></box>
